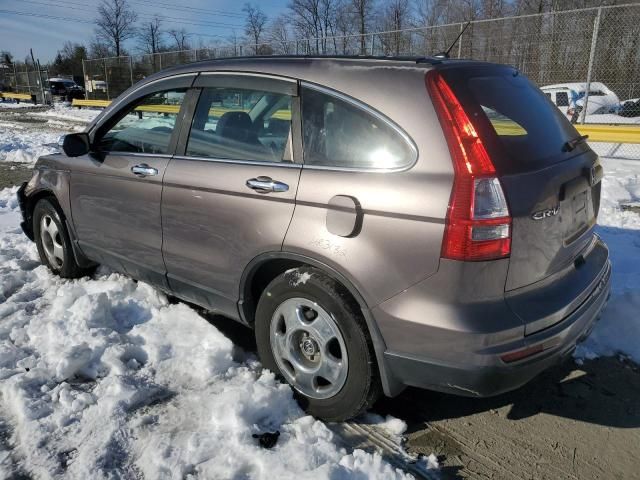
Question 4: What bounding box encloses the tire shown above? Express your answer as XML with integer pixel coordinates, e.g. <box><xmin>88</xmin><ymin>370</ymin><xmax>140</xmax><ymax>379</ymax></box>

<box><xmin>33</xmin><ymin>199</ymin><xmax>94</xmax><ymax>279</ymax></box>
<box><xmin>255</xmin><ymin>266</ymin><xmax>381</xmax><ymax>421</ymax></box>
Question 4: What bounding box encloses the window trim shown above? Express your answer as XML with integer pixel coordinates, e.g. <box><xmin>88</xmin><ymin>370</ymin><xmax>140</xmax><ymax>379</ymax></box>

<box><xmin>94</xmin><ymin>88</ymin><xmax>189</xmax><ymax>157</ymax></box>
<box><xmin>89</xmin><ymin>73</ymin><xmax>197</xmax><ymax>140</ymax></box>
<box><xmin>171</xmin><ymin>154</ymin><xmax>302</xmax><ymax>169</ymax></box>
<box><xmin>299</xmin><ymin>81</ymin><xmax>418</xmax><ymax>173</ymax></box>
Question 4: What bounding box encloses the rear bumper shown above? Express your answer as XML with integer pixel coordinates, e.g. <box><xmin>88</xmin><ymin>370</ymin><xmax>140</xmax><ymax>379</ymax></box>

<box><xmin>374</xmin><ymin>246</ymin><xmax>611</xmax><ymax>398</ymax></box>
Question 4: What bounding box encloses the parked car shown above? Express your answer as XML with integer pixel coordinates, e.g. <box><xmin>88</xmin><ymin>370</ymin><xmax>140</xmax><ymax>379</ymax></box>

<box><xmin>17</xmin><ymin>57</ymin><xmax>611</xmax><ymax>421</ymax></box>
<box><xmin>47</xmin><ymin>77</ymin><xmax>84</xmax><ymax>101</ymax></box>
<box><xmin>541</xmin><ymin>82</ymin><xmax>619</xmax><ymax>122</ymax></box>
<box><xmin>619</xmin><ymin>98</ymin><xmax>640</xmax><ymax>117</ymax></box>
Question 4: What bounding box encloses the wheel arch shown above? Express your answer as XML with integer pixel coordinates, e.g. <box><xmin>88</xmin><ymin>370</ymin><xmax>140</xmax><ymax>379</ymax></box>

<box><xmin>28</xmin><ymin>189</ymin><xmax>95</xmax><ymax>269</ymax></box>
<box><xmin>239</xmin><ymin>251</ymin><xmax>404</xmax><ymax>397</ymax></box>
<box><xmin>22</xmin><ymin>189</ymin><xmax>60</xmax><ymax>239</ymax></box>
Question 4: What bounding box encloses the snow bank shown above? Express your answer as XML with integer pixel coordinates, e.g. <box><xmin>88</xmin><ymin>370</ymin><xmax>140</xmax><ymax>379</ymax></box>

<box><xmin>0</xmin><ymin>126</ymin><xmax>60</xmax><ymax>163</ymax></box>
<box><xmin>575</xmin><ymin>158</ymin><xmax>640</xmax><ymax>363</ymax></box>
<box><xmin>0</xmin><ymin>102</ymin><xmax>45</xmax><ymax>110</ymax></box>
<box><xmin>31</xmin><ymin>103</ymin><xmax>102</xmax><ymax>123</ymax></box>
<box><xmin>0</xmin><ymin>187</ymin><xmax>415</xmax><ymax>479</ymax></box>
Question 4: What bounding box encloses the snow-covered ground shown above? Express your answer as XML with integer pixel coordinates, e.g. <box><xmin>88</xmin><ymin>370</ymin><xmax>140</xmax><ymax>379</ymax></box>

<box><xmin>575</xmin><ymin>158</ymin><xmax>640</xmax><ymax>364</ymax></box>
<box><xmin>30</xmin><ymin>103</ymin><xmax>104</xmax><ymax>124</ymax></box>
<box><xmin>583</xmin><ymin>113</ymin><xmax>640</xmax><ymax>124</ymax></box>
<box><xmin>0</xmin><ymin>104</ymin><xmax>100</xmax><ymax>164</ymax></box>
<box><xmin>0</xmin><ymin>186</ymin><xmax>430</xmax><ymax>479</ymax></box>
<box><xmin>0</xmin><ymin>126</ymin><xmax>61</xmax><ymax>164</ymax></box>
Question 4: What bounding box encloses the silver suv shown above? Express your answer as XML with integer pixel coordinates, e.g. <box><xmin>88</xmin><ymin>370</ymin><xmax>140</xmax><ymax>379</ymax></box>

<box><xmin>17</xmin><ymin>57</ymin><xmax>611</xmax><ymax>421</ymax></box>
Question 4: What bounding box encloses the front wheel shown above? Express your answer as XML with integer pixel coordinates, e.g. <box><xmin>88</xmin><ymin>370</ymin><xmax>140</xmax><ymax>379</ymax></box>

<box><xmin>255</xmin><ymin>267</ymin><xmax>381</xmax><ymax>421</ymax></box>
<box><xmin>33</xmin><ymin>199</ymin><xmax>94</xmax><ymax>279</ymax></box>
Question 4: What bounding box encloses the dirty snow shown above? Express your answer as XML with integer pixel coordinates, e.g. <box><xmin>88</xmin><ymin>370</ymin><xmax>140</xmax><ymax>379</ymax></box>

<box><xmin>0</xmin><ymin>186</ymin><xmax>417</xmax><ymax>478</ymax></box>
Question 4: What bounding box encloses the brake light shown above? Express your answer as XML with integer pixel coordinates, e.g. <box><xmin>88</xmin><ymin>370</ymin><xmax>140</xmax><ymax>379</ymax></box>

<box><xmin>426</xmin><ymin>71</ymin><xmax>511</xmax><ymax>261</ymax></box>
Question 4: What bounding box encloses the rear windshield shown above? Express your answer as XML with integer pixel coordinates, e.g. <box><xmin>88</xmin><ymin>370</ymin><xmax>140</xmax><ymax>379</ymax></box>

<box><xmin>441</xmin><ymin>65</ymin><xmax>583</xmax><ymax>173</ymax></box>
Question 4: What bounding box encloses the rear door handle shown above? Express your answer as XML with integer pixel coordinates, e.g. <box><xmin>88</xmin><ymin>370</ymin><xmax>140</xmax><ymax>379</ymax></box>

<box><xmin>246</xmin><ymin>176</ymin><xmax>289</xmax><ymax>193</ymax></box>
<box><xmin>131</xmin><ymin>164</ymin><xmax>158</xmax><ymax>177</ymax></box>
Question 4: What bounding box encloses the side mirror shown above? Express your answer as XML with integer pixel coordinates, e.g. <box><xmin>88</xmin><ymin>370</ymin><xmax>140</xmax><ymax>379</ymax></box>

<box><xmin>62</xmin><ymin>133</ymin><xmax>90</xmax><ymax>157</ymax></box>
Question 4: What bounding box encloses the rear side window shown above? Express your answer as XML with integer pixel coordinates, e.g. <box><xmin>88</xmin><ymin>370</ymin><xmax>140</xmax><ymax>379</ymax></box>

<box><xmin>441</xmin><ymin>66</ymin><xmax>581</xmax><ymax>172</ymax></box>
<box><xmin>186</xmin><ymin>87</ymin><xmax>292</xmax><ymax>163</ymax></box>
<box><xmin>301</xmin><ymin>87</ymin><xmax>416</xmax><ymax>170</ymax></box>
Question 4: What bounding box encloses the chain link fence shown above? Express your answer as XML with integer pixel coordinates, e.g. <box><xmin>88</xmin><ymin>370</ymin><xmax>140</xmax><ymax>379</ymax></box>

<box><xmin>82</xmin><ymin>4</ymin><xmax>640</xmax><ymax>108</ymax></box>
<box><xmin>0</xmin><ymin>66</ymin><xmax>50</xmax><ymax>104</ymax></box>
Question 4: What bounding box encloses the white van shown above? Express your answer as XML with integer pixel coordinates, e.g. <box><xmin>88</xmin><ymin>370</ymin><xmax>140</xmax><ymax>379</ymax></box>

<box><xmin>541</xmin><ymin>82</ymin><xmax>619</xmax><ymax>121</ymax></box>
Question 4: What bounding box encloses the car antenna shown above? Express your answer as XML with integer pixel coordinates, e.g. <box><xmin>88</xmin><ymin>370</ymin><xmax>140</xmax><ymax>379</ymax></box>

<box><xmin>434</xmin><ymin>21</ymin><xmax>472</xmax><ymax>59</ymax></box>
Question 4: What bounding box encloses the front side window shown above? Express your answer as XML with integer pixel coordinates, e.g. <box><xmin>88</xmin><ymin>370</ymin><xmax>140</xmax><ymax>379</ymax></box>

<box><xmin>186</xmin><ymin>87</ymin><xmax>292</xmax><ymax>163</ymax></box>
<box><xmin>98</xmin><ymin>89</ymin><xmax>186</xmax><ymax>155</ymax></box>
<box><xmin>301</xmin><ymin>87</ymin><xmax>415</xmax><ymax>170</ymax></box>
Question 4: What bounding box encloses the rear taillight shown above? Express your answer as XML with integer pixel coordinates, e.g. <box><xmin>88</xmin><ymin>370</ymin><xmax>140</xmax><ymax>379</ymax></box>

<box><xmin>426</xmin><ymin>71</ymin><xmax>511</xmax><ymax>261</ymax></box>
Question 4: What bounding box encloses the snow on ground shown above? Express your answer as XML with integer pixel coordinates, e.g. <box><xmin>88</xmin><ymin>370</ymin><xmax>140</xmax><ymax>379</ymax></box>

<box><xmin>0</xmin><ymin>104</ymin><xmax>100</xmax><ymax>164</ymax></box>
<box><xmin>575</xmin><ymin>157</ymin><xmax>640</xmax><ymax>364</ymax></box>
<box><xmin>583</xmin><ymin>113</ymin><xmax>640</xmax><ymax>124</ymax></box>
<box><xmin>0</xmin><ymin>124</ymin><xmax>61</xmax><ymax>163</ymax></box>
<box><xmin>30</xmin><ymin>103</ymin><xmax>103</xmax><ymax>124</ymax></box>
<box><xmin>0</xmin><ymin>187</ymin><xmax>421</xmax><ymax>479</ymax></box>
<box><xmin>0</xmin><ymin>102</ymin><xmax>44</xmax><ymax>109</ymax></box>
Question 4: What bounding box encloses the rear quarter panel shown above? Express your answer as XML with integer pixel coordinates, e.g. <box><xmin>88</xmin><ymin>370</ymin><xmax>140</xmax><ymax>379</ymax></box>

<box><xmin>284</xmin><ymin>67</ymin><xmax>454</xmax><ymax>307</ymax></box>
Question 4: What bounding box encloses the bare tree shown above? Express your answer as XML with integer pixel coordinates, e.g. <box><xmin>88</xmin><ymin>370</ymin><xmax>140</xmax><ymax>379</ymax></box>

<box><xmin>138</xmin><ymin>16</ymin><xmax>163</xmax><ymax>54</ymax></box>
<box><xmin>243</xmin><ymin>3</ymin><xmax>268</xmax><ymax>53</ymax></box>
<box><xmin>1</xmin><ymin>51</ymin><xmax>14</xmax><ymax>66</ymax></box>
<box><xmin>89</xmin><ymin>39</ymin><xmax>114</xmax><ymax>59</ymax></box>
<box><xmin>270</xmin><ymin>14</ymin><xmax>294</xmax><ymax>53</ymax></box>
<box><xmin>351</xmin><ymin>0</ymin><xmax>374</xmax><ymax>54</ymax></box>
<box><xmin>289</xmin><ymin>0</ymin><xmax>337</xmax><ymax>54</ymax></box>
<box><xmin>334</xmin><ymin>0</ymin><xmax>355</xmax><ymax>54</ymax></box>
<box><xmin>95</xmin><ymin>0</ymin><xmax>137</xmax><ymax>57</ymax></box>
<box><xmin>381</xmin><ymin>0</ymin><xmax>412</xmax><ymax>55</ymax></box>
<box><xmin>168</xmin><ymin>28</ymin><xmax>191</xmax><ymax>51</ymax></box>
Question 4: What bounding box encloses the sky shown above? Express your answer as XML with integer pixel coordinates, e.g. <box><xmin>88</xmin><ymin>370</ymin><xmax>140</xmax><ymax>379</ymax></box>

<box><xmin>0</xmin><ymin>0</ymin><xmax>289</xmax><ymax>63</ymax></box>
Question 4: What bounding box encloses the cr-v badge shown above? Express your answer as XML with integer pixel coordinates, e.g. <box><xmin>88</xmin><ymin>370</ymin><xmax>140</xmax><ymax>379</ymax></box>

<box><xmin>531</xmin><ymin>205</ymin><xmax>560</xmax><ymax>220</ymax></box>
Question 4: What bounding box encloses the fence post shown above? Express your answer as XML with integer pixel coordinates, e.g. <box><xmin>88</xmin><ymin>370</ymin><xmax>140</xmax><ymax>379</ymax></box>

<box><xmin>129</xmin><ymin>56</ymin><xmax>134</xmax><ymax>86</ymax></box>
<box><xmin>370</xmin><ymin>33</ymin><xmax>375</xmax><ymax>55</ymax></box>
<box><xmin>457</xmin><ymin>22</ymin><xmax>464</xmax><ymax>59</ymax></box>
<box><xmin>36</xmin><ymin>60</ymin><xmax>46</xmax><ymax>104</ymax></box>
<box><xmin>82</xmin><ymin>59</ymin><xmax>88</xmax><ymax>99</ymax></box>
<box><xmin>12</xmin><ymin>63</ymin><xmax>18</xmax><ymax>91</ymax></box>
<box><xmin>580</xmin><ymin>7</ymin><xmax>602</xmax><ymax>124</ymax></box>
<box><xmin>104</xmin><ymin>59</ymin><xmax>110</xmax><ymax>100</ymax></box>
<box><xmin>25</xmin><ymin>65</ymin><xmax>31</xmax><ymax>95</ymax></box>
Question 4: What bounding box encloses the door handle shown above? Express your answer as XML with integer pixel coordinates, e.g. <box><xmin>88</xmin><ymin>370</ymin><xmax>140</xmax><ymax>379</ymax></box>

<box><xmin>131</xmin><ymin>164</ymin><xmax>158</xmax><ymax>177</ymax></box>
<box><xmin>246</xmin><ymin>176</ymin><xmax>289</xmax><ymax>193</ymax></box>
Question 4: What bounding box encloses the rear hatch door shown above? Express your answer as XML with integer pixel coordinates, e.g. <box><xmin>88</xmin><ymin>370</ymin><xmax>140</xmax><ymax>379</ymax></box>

<box><xmin>440</xmin><ymin>65</ymin><xmax>605</xmax><ymax>328</ymax></box>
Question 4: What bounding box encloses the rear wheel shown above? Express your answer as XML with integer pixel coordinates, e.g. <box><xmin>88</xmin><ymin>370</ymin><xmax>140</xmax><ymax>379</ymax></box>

<box><xmin>33</xmin><ymin>199</ymin><xmax>94</xmax><ymax>279</ymax></box>
<box><xmin>255</xmin><ymin>267</ymin><xmax>381</xmax><ymax>421</ymax></box>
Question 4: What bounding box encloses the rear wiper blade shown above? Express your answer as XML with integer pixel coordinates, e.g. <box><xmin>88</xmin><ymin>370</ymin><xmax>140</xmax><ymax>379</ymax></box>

<box><xmin>563</xmin><ymin>134</ymin><xmax>589</xmax><ymax>152</ymax></box>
